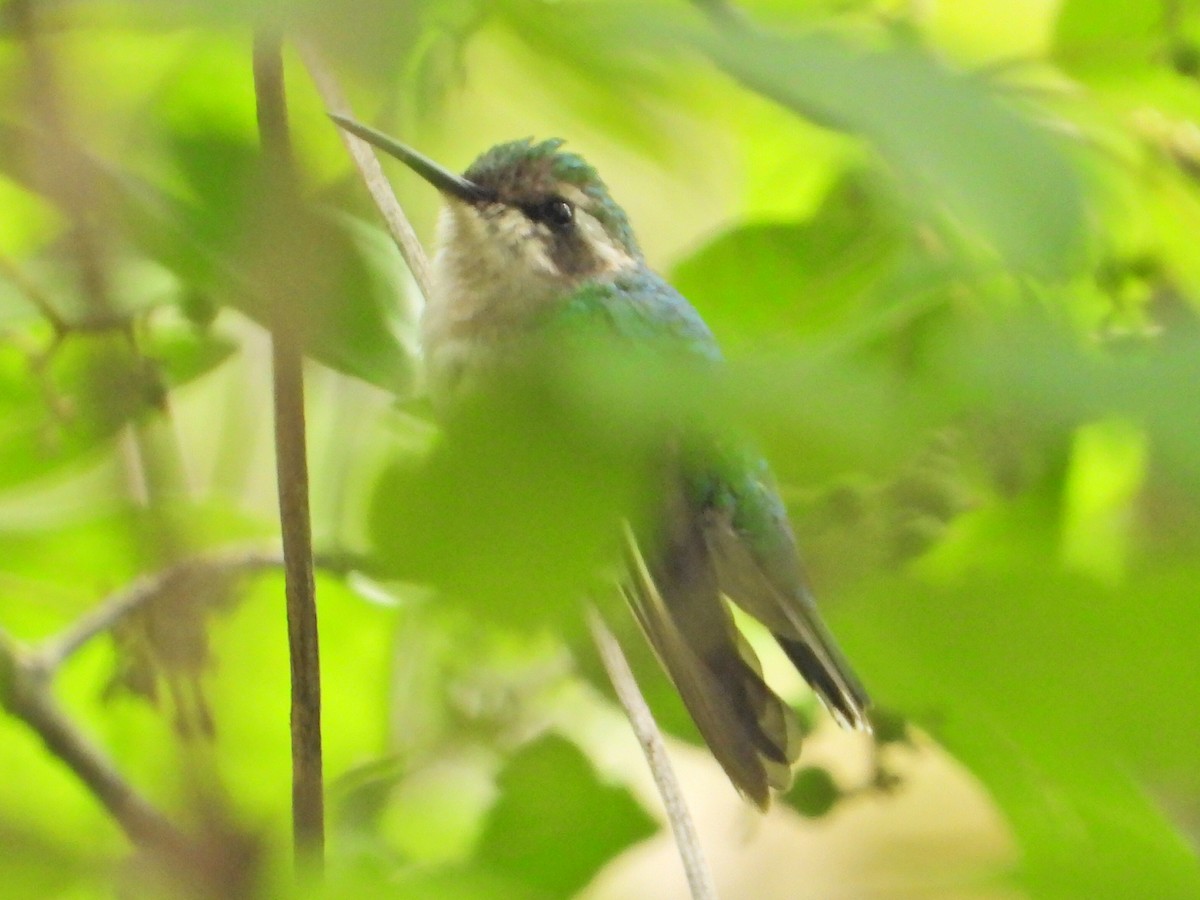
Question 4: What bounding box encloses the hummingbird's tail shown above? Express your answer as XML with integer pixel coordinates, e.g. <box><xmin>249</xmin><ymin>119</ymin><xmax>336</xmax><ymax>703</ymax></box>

<box><xmin>696</xmin><ymin>480</ymin><xmax>873</xmax><ymax>739</ymax></box>
<box><xmin>702</xmin><ymin>511</ymin><xmax>873</xmax><ymax>736</ymax></box>
<box><xmin>775</xmin><ymin>623</ymin><xmax>871</xmax><ymax>733</ymax></box>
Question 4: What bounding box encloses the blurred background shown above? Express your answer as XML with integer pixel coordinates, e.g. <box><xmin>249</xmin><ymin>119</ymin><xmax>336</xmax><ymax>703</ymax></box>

<box><xmin>0</xmin><ymin>0</ymin><xmax>1198</xmax><ymax>897</ymax></box>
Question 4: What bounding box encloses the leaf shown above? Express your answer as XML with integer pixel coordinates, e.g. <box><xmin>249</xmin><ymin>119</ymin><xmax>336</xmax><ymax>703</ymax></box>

<box><xmin>839</xmin><ymin>553</ymin><xmax>1200</xmax><ymax>898</ymax></box>
<box><xmin>166</xmin><ymin>131</ymin><xmax>418</xmax><ymax>393</ymax></box>
<box><xmin>1053</xmin><ymin>0</ymin><xmax>1167</xmax><ymax>76</ymax></box>
<box><xmin>0</xmin><ymin>320</ymin><xmax>237</xmax><ymax>492</ymax></box>
<box><xmin>0</xmin><ymin>122</ymin><xmax>417</xmax><ymax>394</ymax></box>
<box><xmin>0</xmin><ymin>335</ymin><xmax>144</xmax><ymax>490</ymax></box>
<box><xmin>0</xmin><ymin>173</ymin><xmax>62</xmax><ymax>258</ymax></box>
<box><xmin>699</xmin><ymin>26</ymin><xmax>1087</xmax><ymax>278</ymax></box>
<box><xmin>0</xmin><ymin>502</ymin><xmax>272</xmax><ymax>650</ymax></box>
<box><xmin>671</xmin><ymin>167</ymin><xmax>909</xmax><ymax>343</ymax></box>
<box><xmin>485</xmin><ymin>5</ymin><xmax>1088</xmax><ymax>274</ymax></box>
<box><xmin>474</xmin><ymin>736</ymin><xmax>656</xmax><ymax>896</ymax></box>
<box><xmin>784</xmin><ymin>766</ymin><xmax>839</xmax><ymax>818</ymax></box>
<box><xmin>385</xmin><ymin>867</ymin><xmax>544</xmax><ymax>900</ymax></box>
<box><xmin>494</xmin><ymin>0</ymin><xmax>696</xmax><ymax>157</ymax></box>
<box><xmin>367</xmin><ymin>366</ymin><xmax>659</xmax><ymax>634</ymax></box>
<box><xmin>146</xmin><ymin>325</ymin><xmax>238</xmax><ymax>389</ymax></box>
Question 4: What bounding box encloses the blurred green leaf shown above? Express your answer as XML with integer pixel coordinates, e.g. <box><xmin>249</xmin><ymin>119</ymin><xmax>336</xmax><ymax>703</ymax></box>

<box><xmin>165</xmin><ymin>131</ymin><xmax>418</xmax><ymax>392</ymax></box>
<box><xmin>0</xmin><ymin>123</ymin><xmax>416</xmax><ymax>393</ymax></box>
<box><xmin>0</xmin><ymin>321</ymin><xmax>236</xmax><ymax>492</ymax></box>
<box><xmin>701</xmin><ymin>25</ymin><xmax>1088</xmax><ymax>278</ymax></box>
<box><xmin>495</xmin><ymin>0</ymin><xmax>699</xmax><ymax>156</ymax></box>
<box><xmin>0</xmin><ymin>2</ymin><xmax>1198</xmax><ymax>896</ymax></box>
<box><xmin>0</xmin><ymin>500</ymin><xmax>272</xmax><ymax>640</ymax></box>
<box><xmin>838</xmin><ymin>529</ymin><xmax>1200</xmax><ymax>897</ymax></box>
<box><xmin>474</xmin><ymin>735</ymin><xmax>656</xmax><ymax>896</ymax></box>
<box><xmin>672</xmin><ymin>168</ymin><xmax>909</xmax><ymax>344</ymax></box>
<box><xmin>0</xmin><ymin>175</ymin><xmax>61</xmax><ymax>260</ymax></box>
<box><xmin>368</xmin><ymin>368</ymin><xmax>658</xmax><ymax>633</ymax></box>
<box><xmin>1053</xmin><ymin>0</ymin><xmax>1166</xmax><ymax>76</ymax></box>
<box><xmin>0</xmin><ymin>335</ymin><xmax>147</xmax><ymax>491</ymax></box>
<box><xmin>147</xmin><ymin>324</ymin><xmax>237</xmax><ymax>388</ymax></box>
<box><xmin>785</xmin><ymin>765</ymin><xmax>839</xmax><ymax>818</ymax></box>
<box><xmin>373</xmin><ymin>866</ymin><xmax>543</xmax><ymax>900</ymax></box>
<box><xmin>0</xmin><ymin>823</ymin><xmax>98</xmax><ymax>898</ymax></box>
<box><xmin>192</xmin><ymin>573</ymin><xmax>394</xmax><ymax>823</ymax></box>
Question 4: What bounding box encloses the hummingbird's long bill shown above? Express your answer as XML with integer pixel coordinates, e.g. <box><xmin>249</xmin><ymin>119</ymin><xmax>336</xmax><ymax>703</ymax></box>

<box><xmin>330</xmin><ymin>114</ymin><xmax>492</xmax><ymax>205</ymax></box>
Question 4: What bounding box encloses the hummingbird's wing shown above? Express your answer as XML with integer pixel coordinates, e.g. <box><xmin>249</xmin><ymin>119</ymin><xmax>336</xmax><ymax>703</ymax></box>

<box><xmin>697</xmin><ymin>454</ymin><xmax>872</xmax><ymax>732</ymax></box>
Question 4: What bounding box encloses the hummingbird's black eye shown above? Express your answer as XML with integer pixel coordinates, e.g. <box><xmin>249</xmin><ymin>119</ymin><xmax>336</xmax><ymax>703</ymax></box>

<box><xmin>528</xmin><ymin>198</ymin><xmax>574</xmax><ymax>228</ymax></box>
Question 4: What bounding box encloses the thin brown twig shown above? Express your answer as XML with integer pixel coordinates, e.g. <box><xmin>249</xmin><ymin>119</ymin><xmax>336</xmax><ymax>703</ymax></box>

<box><xmin>586</xmin><ymin>607</ymin><xmax>718</xmax><ymax>900</ymax></box>
<box><xmin>297</xmin><ymin>43</ymin><xmax>435</xmax><ymax>303</ymax></box>
<box><xmin>252</xmin><ymin>29</ymin><xmax>325</xmax><ymax>874</ymax></box>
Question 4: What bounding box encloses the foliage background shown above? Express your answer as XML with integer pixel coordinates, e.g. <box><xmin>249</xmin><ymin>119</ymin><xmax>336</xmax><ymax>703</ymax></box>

<box><xmin>0</xmin><ymin>0</ymin><xmax>1198</xmax><ymax>897</ymax></box>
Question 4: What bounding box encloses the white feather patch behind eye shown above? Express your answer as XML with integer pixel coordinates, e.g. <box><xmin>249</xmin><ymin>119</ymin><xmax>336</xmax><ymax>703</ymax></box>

<box><xmin>576</xmin><ymin>208</ymin><xmax>636</xmax><ymax>274</ymax></box>
<box><xmin>558</xmin><ymin>185</ymin><xmax>636</xmax><ymax>275</ymax></box>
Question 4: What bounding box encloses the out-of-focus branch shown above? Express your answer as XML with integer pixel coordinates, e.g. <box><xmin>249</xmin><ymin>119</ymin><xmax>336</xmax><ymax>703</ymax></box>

<box><xmin>252</xmin><ymin>29</ymin><xmax>325</xmax><ymax>874</ymax></box>
<box><xmin>0</xmin><ymin>630</ymin><xmax>183</xmax><ymax>848</ymax></box>
<box><xmin>0</xmin><ymin>251</ymin><xmax>67</xmax><ymax>334</ymax></box>
<box><xmin>0</xmin><ymin>546</ymin><xmax>310</xmax><ymax>851</ymax></box>
<box><xmin>690</xmin><ymin>0</ymin><xmax>748</xmax><ymax>30</ymax></box>
<box><xmin>587</xmin><ymin>608</ymin><xmax>718</xmax><ymax>900</ymax></box>
<box><xmin>0</xmin><ymin>547</ymin><xmax>367</xmax><ymax>872</ymax></box>
<box><xmin>36</xmin><ymin>550</ymin><xmax>285</xmax><ymax>674</ymax></box>
<box><xmin>298</xmin><ymin>44</ymin><xmax>435</xmax><ymax>304</ymax></box>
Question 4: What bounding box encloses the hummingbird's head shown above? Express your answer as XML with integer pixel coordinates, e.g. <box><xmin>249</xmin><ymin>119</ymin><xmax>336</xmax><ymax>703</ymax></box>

<box><xmin>332</xmin><ymin>116</ymin><xmax>642</xmax><ymax>305</ymax></box>
<box><xmin>455</xmin><ymin>137</ymin><xmax>642</xmax><ymax>283</ymax></box>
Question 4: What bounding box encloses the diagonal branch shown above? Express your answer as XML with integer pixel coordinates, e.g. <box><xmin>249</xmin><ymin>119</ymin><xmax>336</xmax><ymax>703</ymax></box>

<box><xmin>0</xmin><ymin>546</ymin><xmax>325</xmax><ymax>854</ymax></box>
<box><xmin>298</xmin><ymin>44</ymin><xmax>435</xmax><ymax>304</ymax></box>
<box><xmin>587</xmin><ymin>608</ymin><xmax>718</xmax><ymax>900</ymax></box>
<box><xmin>1</xmin><ymin>630</ymin><xmax>184</xmax><ymax>848</ymax></box>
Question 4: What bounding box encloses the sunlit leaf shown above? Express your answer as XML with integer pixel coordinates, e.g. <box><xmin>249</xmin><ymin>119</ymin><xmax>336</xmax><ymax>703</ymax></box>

<box><xmin>1053</xmin><ymin>0</ymin><xmax>1167</xmax><ymax>76</ymax></box>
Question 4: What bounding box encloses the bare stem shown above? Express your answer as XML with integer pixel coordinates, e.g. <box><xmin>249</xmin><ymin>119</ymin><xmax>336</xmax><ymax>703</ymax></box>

<box><xmin>252</xmin><ymin>30</ymin><xmax>325</xmax><ymax>873</ymax></box>
<box><xmin>586</xmin><ymin>608</ymin><xmax>718</xmax><ymax>900</ymax></box>
<box><xmin>298</xmin><ymin>44</ymin><xmax>435</xmax><ymax>303</ymax></box>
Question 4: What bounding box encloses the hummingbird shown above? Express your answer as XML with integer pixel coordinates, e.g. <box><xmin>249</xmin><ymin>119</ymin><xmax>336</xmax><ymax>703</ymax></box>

<box><xmin>332</xmin><ymin>114</ymin><xmax>872</xmax><ymax>808</ymax></box>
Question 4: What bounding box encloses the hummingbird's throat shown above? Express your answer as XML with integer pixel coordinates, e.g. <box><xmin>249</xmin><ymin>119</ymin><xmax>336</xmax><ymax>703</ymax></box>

<box><xmin>420</xmin><ymin>195</ymin><xmax>638</xmax><ymax>411</ymax></box>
